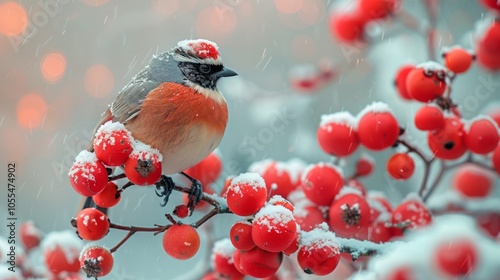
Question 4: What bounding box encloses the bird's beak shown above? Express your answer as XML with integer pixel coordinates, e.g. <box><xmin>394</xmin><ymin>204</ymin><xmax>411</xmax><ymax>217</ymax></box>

<box><xmin>217</xmin><ymin>67</ymin><xmax>238</xmax><ymax>78</ymax></box>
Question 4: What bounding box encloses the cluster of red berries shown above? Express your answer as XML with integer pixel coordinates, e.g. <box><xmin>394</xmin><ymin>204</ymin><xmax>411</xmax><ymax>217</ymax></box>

<box><xmin>329</xmin><ymin>0</ymin><xmax>400</xmax><ymax>44</ymax></box>
<box><xmin>289</xmin><ymin>61</ymin><xmax>336</xmax><ymax>92</ymax></box>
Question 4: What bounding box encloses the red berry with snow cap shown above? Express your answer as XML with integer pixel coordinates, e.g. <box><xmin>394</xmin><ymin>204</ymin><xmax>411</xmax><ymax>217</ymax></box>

<box><xmin>317</xmin><ymin>112</ymin><xmax>359</xmax><ymax>157</ymax></box>
<box><xmin>80</xmin><ymin>246</ymin><xmax>114</xmax><ymax>278</ymax></box>
<box><xmin>211</xmin><ymin>238</ymin><xmax>244</xmax><ymax>280</ymax></box>
<box><xmin>124</xmin><ymin>142</ymin><xmax>163</xmax><ymax>186</ymax></box>
<box><xmin>465</xmin><ymin>117</ymin><xmax>499</xmax><ymax>154</ymax></box>
<box><xmin>75</xmin><ymin>208</ymin><xmax>110</xmax><ymax>241</ymax></box>
<box><xmin>391</xmin><ymin>196</ymin><xmax>432</xmax><ymax>230</ymax></box>
<box><xmin>249</xmin><ymin>160</ymin><xmax>296</xmax><ymax>198</ymax></box>
<box><xmin>69</xmin><ymin>151</ymin><xmax>108</xmax><ymax>197</ymax></box>
<box><xmin>42</xmin><ymin>231</ymin><xmax>83</xmax><ymax>276</ymax></box>
<box><xmin>301</xmin><ymin>162</ymin><xmax>344</xmax><ymax>206</ymax></box>
<box><xmin>329</xmin><ymin>193</ymin><xmax>371</xmax><ymax>238</ymax></box>
<box><xmin>406</xmin><ymin>62</ymin><xmax>447</xmax><ymax>102</ymax></box>
<box><xmin>20</xmin><ymin>221</ymin><xmax>42</xmax><ymax>251</ymax></box>
<box><xmin>252</xmin><ymin>204</ymin><xmax>297</xmax><ymax>252</ymax></box>
<box><xmin>93</xmin><ymin>121</ymin><xmax>133</xmax><ymax>167</ymax></box>
<box><xmin>297</xmin><ymin>225</ymin><xmax>341</xmax><ymax>275</ymax></box>
<box><xmin>226</xmin><ymin>173</ymin><xmax>267</xmax><ymax>216</ymax></box>
<box><xmin>357</xmin><ymin>102</ymin><xmax>400</xmax><ymax>151</ymax></box>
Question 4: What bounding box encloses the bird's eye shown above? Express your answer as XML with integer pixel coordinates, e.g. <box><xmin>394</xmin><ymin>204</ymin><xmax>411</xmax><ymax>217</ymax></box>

<box><xmin>199</xmin><ymin>64</ymin><xmax>211</xmax><ymax>74</ymax></box>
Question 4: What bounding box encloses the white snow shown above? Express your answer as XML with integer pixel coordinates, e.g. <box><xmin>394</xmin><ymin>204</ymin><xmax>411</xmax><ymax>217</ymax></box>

<box><xmin>211</xmin><ymin>238</ymin><xmax>235</xmax><ymax>262</ymax></box>
<box><xmin>357</xmin><ymin>102</ymin><xmax>394</xmax><ymax>120</ymax></box>
<box><xmin>336</xmin><ymin>186</ymin><xmax>364</xmax><ymax>200</ymax></box>
<box><xmin>0</xmin><ymin>264</ymin><xmax>22</xmax><ymax>279</ymax></box>
<box><xmin>67</xmin><ymin>150</ymin><xmax>100</xmax><ymax>180</ymax></box>
<box><xmin>174</xmin><ymin>39</ymin><xmax>222</xmax><ymax>65</ymax></box>
<box><xmin>366</xmin><ymin>215</ymin><xmax>500</xmax><ymax>280</ymax></box>
<box><xmin>254</xmin><ymin>204</ymin><xmax>295</xmax><ymax>232</ymax></box>
<box><xmin>41</xmin><ymin>230</ymin><xmax>83</xmax><ymax>264</ymax></box>
<box><xmin>229</xmin><ymin>173</ymin><xmax>266</xmax><ymax>195</ymax></box>
<box><xmin>299</xmin><ymin>223</ymin><xmax>339</xmax><ymax>252</ymax></box>
<box><xmin>320</xmin><ymin>111</ymin><xmax>357</xmax><ymax>127</ymax></box>
<box><xmin>415</xmin><ymin>61</ymin><xmax>448</xmax><ymax>72</ymax></box>
<box><xmin>427</xmin><ymin>190</ymin><xmax>500</xmax><ymax>213</ymax></box>
<box><xmin>131</xmin><ymin>140</ymin><xmax>163</xmax><ymax>162</ymax></box>
<box><xmin>93</xmin><ymin>120</ymin><xmax>133</xmax><ymax>149</ymax></box>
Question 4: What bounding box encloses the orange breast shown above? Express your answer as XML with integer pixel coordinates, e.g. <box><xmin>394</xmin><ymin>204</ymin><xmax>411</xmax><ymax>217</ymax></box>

<box><xmin>124</xmin><ymin>82</ymin><xmax>228</xmax><ymax>160</ymax></box>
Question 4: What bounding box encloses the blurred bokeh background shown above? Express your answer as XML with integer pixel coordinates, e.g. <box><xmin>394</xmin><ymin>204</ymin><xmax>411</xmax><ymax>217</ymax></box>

<box><xmin>0</xmin><ymin>0</ymin><xmax>498</xmax><ymax>279</ymax></box>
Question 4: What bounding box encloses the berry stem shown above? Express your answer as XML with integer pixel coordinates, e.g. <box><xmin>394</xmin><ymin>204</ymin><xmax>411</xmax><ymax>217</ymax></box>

<box><xmin>110</xmin><ymin>230</ymin><xmax>136</xmax><ymax>253</ymax></box>
<box><xmin>108</xmin><ymin>173</ymin><xmax>126</xmax><ymax>181</ymax></box>
<box><xmin>397</xmin><ymin>138</ymin><xmax>434</xmax><ymax>197</ymax></box>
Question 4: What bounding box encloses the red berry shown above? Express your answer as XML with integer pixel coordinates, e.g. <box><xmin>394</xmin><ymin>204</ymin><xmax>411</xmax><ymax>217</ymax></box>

<box><xmin>387</xmin><ymin>153</ymin><xmax>415</xmax><ymax>180</ymax></box>
<box><xmin>394</xmin><ymin>65</ymin><xmax>415</xmax><ymax>100</ymax></box>
<box><xmin>477</xmin><ymin>213</ymin><xmax>500</xmax><ymax>238</ymax></box>
<box><xmin>480</xmin><ymin>0</ymin><xmax>500</xmax><ymax>11</ymax></box>
<box><xmin>80</xmin><ymin>246</ymin><xmax>114</xmax><ymax>277</ymax></box>
<box><xmin>493</xmin><ymin>145</ymin><xmax>500</xmax><ymax>175</ymax></box>
<box><xmin>238</xmin><ymin>247</ymin><xmax>283</xmax><ymax>278</ymax></box>
<box><xmin>249</xmin><ymin>160</ymin><xmax>296</xmax><ymax>198</ymax></box>
<box><xmin>357</xmin><ymin>102</ymin><xmax>400</xmax><ymax>150</ymax></box>
<box><xmin>385</xmin><ymin>266</ymin><xmax>413</xmax><ymax>280</ymax></box>
<box><xmin>355</xmin><ymin>154</ymin><xmax>374</xmax><ymax>177</ymax></box>
<box><xmin>427</xmin><ymin>116</ymin><xmax>467</xmax><ymax>160</ymax></box>
<box><xmin>479</xmin><ymin>21</ymin><xmax>500</xmax><ymax>55</ymax></box>
<box><xmin>358</xmin><ymin>0</ymin><xmax>399</xmax><ymax>21</ymax></box>
<box><xmin>453</xmin><ymin>164</ymin><xmax>493</xmax><ymax>198</ymax></box>
<box><xmin>226</xmin><ymin>173</ymin><xmax>267</xmax><ymax>216</ymax></box>
<box><xmin>289</xmin><ymin>64</ymin><xmax>322</xmax><ymax>92</ymax></box>
<box><xmin>367</xmin><ymin>221</ymin><xmax>393</xmax><ymax>243</ymax></box>
<box><xmin>465</xmin><ymin>117</ymin><xmax>499</xmax><ymax>154</ymax></box>
<box><xmin>294</xmin><ymin>205</ymin><xmax>327</xmax><ymax>232</ymax></box>
<box><xmin>230</xmin><ymin>221</ymin><xmax>255</xmax><ymax>251</ymax></box>
<box><xmin>368</xmin><ymin>192</ymin><xmax>392</xmax><ymax>213</ymax></box>
<box><xmin>329</xmin><ymin>11</ymin><xmax>365</xmax><ymax>44</ymax></box>
<box><xmin>68</xmin><ymin>151</ymin><xmax>108</xmax><ymax>197</ymax></box>
<box><xmin>414</xmin><ymin>105</ymin><xmax>445</xmax><ymax>131</ymax></box>
<box><xmin>317</xmin><ymin>112</ymin><xmax>359</xmax><ymax>157</ymax></box>
<box><xmin>92</xmin><ymin>182</ymin><xmax>121</xmax><ymax>208</ymax></box>
<box><xmin>123</xmin><ymin>142</ymin><xmax>162</xmax><ymax>186</ymax></box>
<box><xmin>391</xmin><ymin>197</ymin><xmax>432</xmax><ymax>230</ymax></box>
<box><xmin>301</xmin><ymin>163</ymin><xmax>343</xmax><ymax>206</ymax></box>
<box><xmin>406</xmin><ymin>66</ymin><xmax>447</xmax><ymax>102</ymax></box>
<box><xmin>173</xmin><ymin>205</ymin><xmax>189</xmax><ymax>218</ymax></box>
<box><xmin>283</xmin><ymin>232</ymin><xmax>299</xmax><ymax>255</ymax></box>
<box><xmin>75</xmin><ymin>208</ymin><xmax>109</xmax><ymax>241</ymax></box>
<box><xmin>329</xmin><ymin>193</ymin><xmax>371</xmax><ymax>238</ymax></box>
<box><xmin>20</xmin><ymin>221</ymin><xmax>42</xmax><ymax>251</ymax></box>
<box><xmin>435</xmin><ymin>239</ymin><xmax>477</xmax><ymax>276</ymax></box>
<box><xmin>93</xmin><ymin>121</ymin><xmax>133</xmax><ymax>166</ymax></box>
<box><xmin>212</xmin><ymin>239</ymin><xmax>244</xmax><ymax>280</ymax></box>
<box><xmin>162</xmin><ymin>224</ymin><xmax>200</xmax><ymax>260</ymax></box>
<box><xmin>444</xmin><ymin>47</ymin><xmax>474</xmax><ymax>74</ymax></box>
<box><xmin>183</xmin><ymin>151</ymin><xmax>222</xmax><ymax>189</ymax></box>
<box><xmin>252</xmin><ymin>204</ymin><xmax>297</xmax><ymax>252</ymax></box>
<box><xmin>476</xmin><ymin>45</ymin><xmax>500</xmax><ymax>71</ymax></box>
<box><xmin>42</xmin><ymin>231</ymin><xmax>82</xmax><ymax>276</ymax></box>
<box><xmin>346</xmin><ymin>179</ymin><xmax>367</xmax><ymax>196</ymax></box>
<box><xmin>297</xmin><ymin>226</ymin><xmax>340</xmax><ymax>275</ymax></box>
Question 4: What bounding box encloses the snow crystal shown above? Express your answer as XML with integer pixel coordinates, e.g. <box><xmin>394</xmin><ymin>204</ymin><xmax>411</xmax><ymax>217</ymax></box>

<box><xmin>320</xmin><ymin>111</ymin><xmax>357</xmax><ymax>127</ymax></box>
<box><xmin>131</xmin><ymin>140</ymin><xmax>163</xmax><ymax>162</ymax></box>
<box><xmin>230</xmin><ymin>173</ymin><xmax>266</xmax><ymax>194</ymax></box>
<box><xmin>211</xmin><ymin>238</ymin><xmax>235</xmax><ymax>262</ymax></box>
<box><xmin>299</xmin><ymin>223</ymin><xmax>339</xmax><ymax>251</ymax></box>
<box><xmin>357</xmin><ymin>101</ymin><xmax>394</xmax><ymax>120</ymax></box>
<box><xmin>254</xmin><ymin>204</ymin><xmax>294</xmax><ymax>231</ymax></box>
<box><xmin>41</xmin><ymin>230</ymin><xmax>83</xmax><ymax>264</ymax></box>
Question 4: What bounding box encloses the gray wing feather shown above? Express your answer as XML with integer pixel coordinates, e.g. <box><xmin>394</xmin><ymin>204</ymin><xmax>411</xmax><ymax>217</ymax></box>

<box><xmin>110</xmin><ymin>80</ymin><xmax>161</xmax><ymax>123</ymax></box>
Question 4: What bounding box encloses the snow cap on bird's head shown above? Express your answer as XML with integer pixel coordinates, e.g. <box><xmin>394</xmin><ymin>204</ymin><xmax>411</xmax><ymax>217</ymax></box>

<box><xmin>173</xmin><ymin>39</ymin><xmax>222</xmax><ymax>65</ymax></box>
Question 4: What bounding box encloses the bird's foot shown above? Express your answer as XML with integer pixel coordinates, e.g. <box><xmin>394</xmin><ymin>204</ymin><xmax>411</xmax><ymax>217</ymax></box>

<box><xmin>180</xmin><ymin>172</ymin><xmax>203</xmax><ymax>216</ymax></box>
<box><xmin>155</xmin><ymin>175</ymin><xmax>175</xmax><ymax>207</ymax></box>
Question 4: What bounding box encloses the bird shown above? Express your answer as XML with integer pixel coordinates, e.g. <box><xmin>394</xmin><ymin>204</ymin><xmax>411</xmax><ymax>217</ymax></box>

<box><xmin>82</xmin><ymin>39</ymin><xmax>237</xmax><ymax>212</ymax></box>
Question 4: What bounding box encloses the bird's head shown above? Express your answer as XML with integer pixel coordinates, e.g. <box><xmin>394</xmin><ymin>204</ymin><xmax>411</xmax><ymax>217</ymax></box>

<box><xmin>173</xmin><ymin>39</ymin><xmax>237</xmax><ymax>93</ymax></box>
